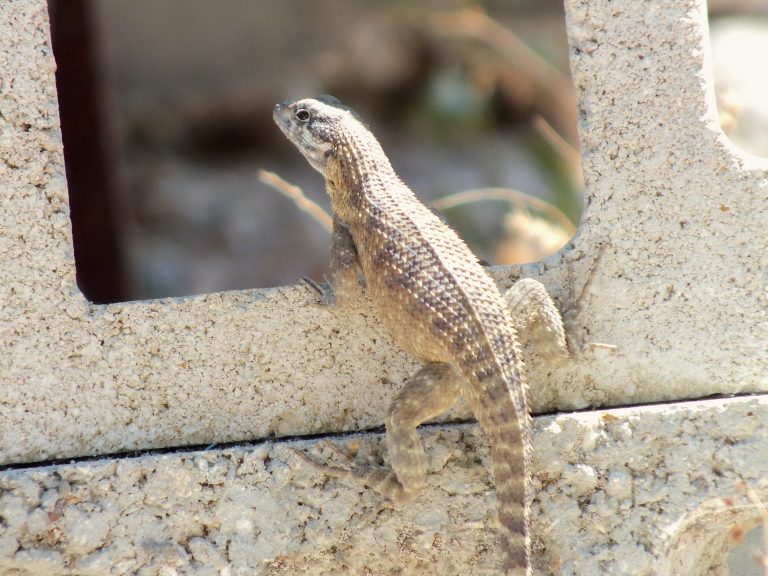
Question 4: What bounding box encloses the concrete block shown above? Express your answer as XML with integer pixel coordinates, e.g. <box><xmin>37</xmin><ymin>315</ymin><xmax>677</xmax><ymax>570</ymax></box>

<box><xmin>2</xmin><ymin>0</ymin><xmax>767</xmax><ymax>574</ymax></box>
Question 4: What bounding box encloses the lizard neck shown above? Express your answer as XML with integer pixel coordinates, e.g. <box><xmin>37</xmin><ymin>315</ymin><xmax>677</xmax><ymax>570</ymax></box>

<box><xmin>324</xmin><ymin>124</ymin><xmax>398</xmax><ymax>225</ymax></box>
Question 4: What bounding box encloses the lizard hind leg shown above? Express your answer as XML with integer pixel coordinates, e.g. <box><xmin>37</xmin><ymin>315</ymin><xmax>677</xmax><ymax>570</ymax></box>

<box><xmin>504</xmin><ymin>277</ymin><xmax>568</xmax><ymax>361</ymax></box>
<box><xmin>295</xmin><ymin>362</ymin><xmax>462</xmax><ymax>503</ymax></box>
<box><xmin>384</xmin><ymin>362</ymin><xmax>463</xmax><ymax>501</ymax></box>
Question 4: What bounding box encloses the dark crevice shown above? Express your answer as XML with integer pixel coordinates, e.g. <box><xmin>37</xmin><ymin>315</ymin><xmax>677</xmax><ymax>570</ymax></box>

<box><xmin>0</xmin><ymin>390</ymin><xmax>764</xmax><ymax>474</ymax></box>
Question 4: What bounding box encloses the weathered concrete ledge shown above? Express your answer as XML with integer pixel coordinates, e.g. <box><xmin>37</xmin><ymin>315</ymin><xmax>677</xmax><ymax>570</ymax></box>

<box><xmin>2</xmin><ymin>395</ymin><xmax>766</xmax><ymax>575</ymax></box>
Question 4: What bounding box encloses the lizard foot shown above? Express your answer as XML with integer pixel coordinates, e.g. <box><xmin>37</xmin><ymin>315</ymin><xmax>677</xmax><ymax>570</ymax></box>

<box><xmin>293</xmin><ymin>440</ymin><xmax>381</xmax><ymax>481</ymax></box>
<box><xmin>293</xmin><ymin>440</ymin><xmax>405</xmax><ymax>501</ymax></box>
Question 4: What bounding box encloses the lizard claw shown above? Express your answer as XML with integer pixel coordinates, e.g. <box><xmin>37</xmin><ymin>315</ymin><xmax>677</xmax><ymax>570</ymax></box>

<box><xmin>300</xmin><ymin>276</ymin><xmax>336</xmax><ymax>306</ymax></box>
<box><xmin>292</xmin><ymin>440</ymin><xmax>369</xmax><ymax>480</ymax></box>
<box><xmin>293</xmin><ymin>450</ymin><xmax>361</xmax><ymax>478</ymax></box>
<box><xmin>315</xmin><ymin>439</ymin><xmax>356</xmax><ymax>460</ymax></box>
<box><xmin>293</xmin><ymin>440</ymin><xmax>404</xmax><ymax>500</ymax></box>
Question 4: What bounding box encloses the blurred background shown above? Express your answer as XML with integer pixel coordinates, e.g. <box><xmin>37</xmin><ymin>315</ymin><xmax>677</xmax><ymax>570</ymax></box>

<box><xmin>47</xmin><ymin>0</ymin><xmax>768</xmax><ymax>305</ymax></box>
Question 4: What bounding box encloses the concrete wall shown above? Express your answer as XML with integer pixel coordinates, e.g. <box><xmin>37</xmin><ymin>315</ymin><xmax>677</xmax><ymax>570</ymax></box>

<box><xmin>1</xmin><ymin>0</ymin><xmax>767</xmax><ymax>574</ymax></box>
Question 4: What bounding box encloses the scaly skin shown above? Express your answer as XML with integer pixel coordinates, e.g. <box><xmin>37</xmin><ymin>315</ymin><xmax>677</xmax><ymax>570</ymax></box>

<box><xmin>274</xmin><ymin>95</ymin><xmax>567</xmax><ymax>575</ymax></box>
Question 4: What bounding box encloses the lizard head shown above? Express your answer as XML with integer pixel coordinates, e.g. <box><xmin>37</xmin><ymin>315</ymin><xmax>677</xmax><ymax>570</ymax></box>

<box><xmin>273</xmin><ymin>95</ymin><xmax>357</xmax><ymax>174</ymax></box>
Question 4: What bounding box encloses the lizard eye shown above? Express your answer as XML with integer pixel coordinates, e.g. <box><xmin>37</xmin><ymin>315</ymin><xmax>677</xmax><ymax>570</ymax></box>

<box><xmin>295</xmin><ymin>108</ymin><xmax>311</xmax><ymax>123</ymax></box>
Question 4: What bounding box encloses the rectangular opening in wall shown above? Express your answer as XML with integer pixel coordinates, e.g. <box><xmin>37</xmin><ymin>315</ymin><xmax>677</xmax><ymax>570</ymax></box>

<box><xmin>49</xmin><ymin>0</ymin><xmax>582</xmax><ymax>303</ymax></box>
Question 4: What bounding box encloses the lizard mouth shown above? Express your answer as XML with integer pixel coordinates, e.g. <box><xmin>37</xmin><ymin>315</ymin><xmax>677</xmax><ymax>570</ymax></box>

<box><xmin>273</xmin><ymin>102</ymin><xmax>292</xmax><ymax>133</ymax></box>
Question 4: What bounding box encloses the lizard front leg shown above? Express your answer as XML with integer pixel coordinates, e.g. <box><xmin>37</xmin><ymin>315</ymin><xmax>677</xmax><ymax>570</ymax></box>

<box><xmin>305</xmin><ymin>218</ymin><xmax>363</xmax><ymax>306</ymax></box>
<box><xmin>296</xmin><ymin>362</ymin><xmax>462</xmax><ymax>502</ymax></box>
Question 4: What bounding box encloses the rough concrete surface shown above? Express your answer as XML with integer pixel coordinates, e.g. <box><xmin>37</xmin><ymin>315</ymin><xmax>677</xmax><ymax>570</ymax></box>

<box><xmin>1</xmin><ymin>0</ymin><xmax>767</xmax><ymax>469</ymax></box>
<box><xmin>2</xmin><ymin>0</ymin><xmax>768</xmax><ymax>574</ymax></box>
<box><xmin>2</xmin><ymin>396</ymin><xmax>766</xmax><ymax>576</ymax></box>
